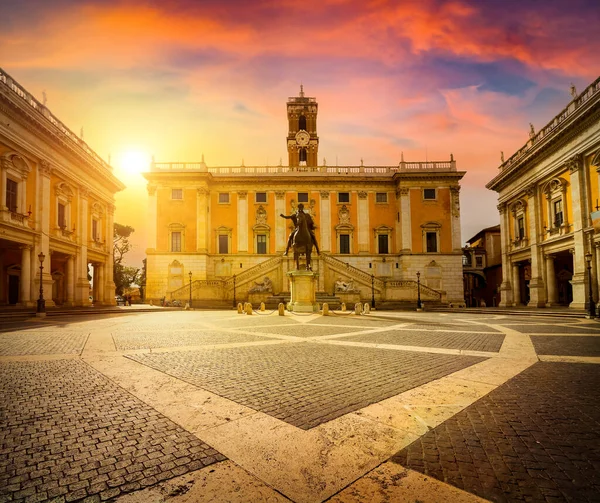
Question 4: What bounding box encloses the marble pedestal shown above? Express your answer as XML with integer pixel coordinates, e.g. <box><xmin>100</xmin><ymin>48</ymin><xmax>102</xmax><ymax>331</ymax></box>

<box><xmin>287</xmin><ymin>270</ymin><xmax>319</xmax><ymax>312</ymax></box>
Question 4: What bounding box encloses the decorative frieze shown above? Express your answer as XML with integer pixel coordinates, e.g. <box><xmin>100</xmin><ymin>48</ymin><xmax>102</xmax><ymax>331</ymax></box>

<box><xmin>566</xmin><ymin>153</ymin><xmax>583</xmax><ymax>173</ymax></box>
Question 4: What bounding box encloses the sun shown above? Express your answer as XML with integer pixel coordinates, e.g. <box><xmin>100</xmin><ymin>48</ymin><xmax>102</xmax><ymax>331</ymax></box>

<box><xmin>119</xmin><ymin>150</ymin><xmax>151</xmax><ymax>176</ymax></box>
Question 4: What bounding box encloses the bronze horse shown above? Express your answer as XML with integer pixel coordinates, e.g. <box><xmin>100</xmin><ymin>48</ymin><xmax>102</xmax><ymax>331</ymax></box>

<box><xmin>292</xmin><ymin>210</ymin><xmax>313</xmax><ymax>271</ymax></box>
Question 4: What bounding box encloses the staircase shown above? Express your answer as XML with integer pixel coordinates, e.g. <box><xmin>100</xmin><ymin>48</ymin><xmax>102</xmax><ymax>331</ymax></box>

<box><xmin>263</xmin><ymin>291</ymin><xmax>343</xmax><ymax>309</ymax></box>
<box><xmin>320</xmin><ymin>254</ymin><xmax>385</xmax><ymax>292</ymax></box>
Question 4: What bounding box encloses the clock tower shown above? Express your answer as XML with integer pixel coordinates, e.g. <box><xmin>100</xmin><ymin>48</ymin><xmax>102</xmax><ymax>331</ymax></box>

<box><xmin>287</xmin><ymin>85</ymin><xmax>319</xmax><ymax>167</ymax></box>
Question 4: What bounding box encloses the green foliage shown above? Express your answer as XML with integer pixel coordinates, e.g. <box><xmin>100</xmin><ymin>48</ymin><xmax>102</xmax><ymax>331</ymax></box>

<box><xmin>139</xmin><ymin>258</ymin><xmax>147</xmax><ymax>300</ymax></box>
<box><xmin>113</xmin><ymin>223</ymin><xmax>139</xmax><ymax>295</ymax></box>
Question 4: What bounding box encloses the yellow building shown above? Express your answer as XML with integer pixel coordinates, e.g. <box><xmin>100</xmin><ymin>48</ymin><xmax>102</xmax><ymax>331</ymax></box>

<box><xmin>0</xmin><ymin>69</ymin><xmax>124</xmax><ymax>307</ymax></box>
<box><xmin>487</xmin><ymin>77</ymin><xmax>600</xmax><ymax>309</ymax></box>
<box><xmin>144</xmin><ymin>87</ymin><xmax>466</xmax><ymax>307</ymax></box>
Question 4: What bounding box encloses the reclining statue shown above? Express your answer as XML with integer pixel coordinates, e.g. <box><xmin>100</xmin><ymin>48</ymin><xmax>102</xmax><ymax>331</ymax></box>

<box><xmin>248</xmin><ymin>276</ymin><xmax>273</xmax><ymax>294</ymax></box>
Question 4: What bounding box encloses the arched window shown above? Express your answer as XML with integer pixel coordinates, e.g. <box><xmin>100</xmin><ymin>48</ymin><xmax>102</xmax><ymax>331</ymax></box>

<box><xmin>299</xmin><ymin>115</ymin><xmax>307</xmax><ymax>131</ymax></box>
<box><xmin>299</xmin><ymin>148</ymin><xmax>307</xmax><ymax>164</ymax></box>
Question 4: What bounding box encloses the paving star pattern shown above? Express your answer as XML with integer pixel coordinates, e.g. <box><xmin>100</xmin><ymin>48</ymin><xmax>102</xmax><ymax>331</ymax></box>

<box><xmin>0</xmin><ymin>309</ymin><xmax>598</xmax><ymax>503</ymax></box>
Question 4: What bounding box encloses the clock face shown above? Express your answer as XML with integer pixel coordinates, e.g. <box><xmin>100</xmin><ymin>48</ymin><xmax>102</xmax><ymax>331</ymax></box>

<box><xmin>295</xmin><ymin>130</ymin><xmax>310</xmax><ymax>146</ymax></box>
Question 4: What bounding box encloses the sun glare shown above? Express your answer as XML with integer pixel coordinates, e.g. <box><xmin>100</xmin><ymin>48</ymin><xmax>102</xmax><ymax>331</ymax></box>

<box><xmin>119</xmin><ymin>150</ymin><xmax>151</xmax><ymax>176</ymax></box>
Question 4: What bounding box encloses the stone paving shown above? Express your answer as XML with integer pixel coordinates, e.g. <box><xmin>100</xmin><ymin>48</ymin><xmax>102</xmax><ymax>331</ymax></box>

<box><xmin>392</xmin><ymin>362</ymin><xmax>600</xmax><ymax>503</ymax></box>
<box><xmin>335</xmin><ymin>329</ymin><xmax>506</xmax><ymax>352</ymax></box>
<box><xmin>0</xmin><ymin>332</ymin><xmax>89</xmax><ymax>356</ymax></box>
<box><xmin>530</xmin><ymin>336</ymin><xmax>600</xmax><ymax>356</ymax></box>
<box><xmin>0</xmin><ymin>359</ymin><xmax>224</xmax><ymax>503</ymax></box>
<box><xmin>0</xmin><ymin>309</ymin><xmax>598</xmax><ymax>503</ymax></box>
<box><xmin>127</xmin><ymin>343</ymin><xmax>485</xmax><ymax>429</ymax></box>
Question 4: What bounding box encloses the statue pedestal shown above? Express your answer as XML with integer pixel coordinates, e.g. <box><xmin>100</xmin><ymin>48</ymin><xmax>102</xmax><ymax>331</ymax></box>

<box><xmin>287</xmin><ymin>270</ymin><xmax>319</xmax><ymax>312</ymax></box>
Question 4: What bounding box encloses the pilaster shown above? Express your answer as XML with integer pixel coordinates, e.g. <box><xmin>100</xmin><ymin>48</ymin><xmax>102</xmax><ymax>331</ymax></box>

<box><xmin>357</xmin><ymin>191</ymin><xmax>369</xmax><ymax>253</ymax></box>
<box><xmin>319</xmin><ymin>191</ymin><xmax>331</xmax><ymax>252</ymax></box>
<box><xmin>399</xmin><ymin>188</ymin><xmax>412</xmax><ymax>251</ymax></box>
<box><xmin>147</xmin><ymin>185</ymin><xmax>157</xmax><ymax>250</ymax></box>
<box><xmin>196</xmin><ymin>188</ymin><xmax>209</xmax><ymax>253</ymax></box>
<box><xmin>498</xmin><ymin>203</ymin><xmax>513</xmax><ymax>306</ymax></box>
<box><xmin>237</xmin><ymin>191</ymin><xmax>248</xmax><ymax>253</ymax></box>
<box><xmin>525</xmin><ymin>185</ymin><xmax>546</xmax><ymax>307</ymax></box>
<box><xmin>568</xmin><ymin>155</ymin><xmax>586</xmax><ymax>308</ymax></box>
<box><xmin>275</xmin><ymin>191</ymin><xmax>286</xmax><ymax>252</ymax></box>
<box><xmin>450</xmin><ymin>186</ymin><xmax>462</xmax><ymax>252</ymax></box>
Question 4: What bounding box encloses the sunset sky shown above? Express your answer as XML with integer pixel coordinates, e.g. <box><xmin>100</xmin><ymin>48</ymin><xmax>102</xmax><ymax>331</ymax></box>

<box><xmin>2</xmin><ymin>0</ymin><xmax>599</xmax><ymax>268</ymax></box>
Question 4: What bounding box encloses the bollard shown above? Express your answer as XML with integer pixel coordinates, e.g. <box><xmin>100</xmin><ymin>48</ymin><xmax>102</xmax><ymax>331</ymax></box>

<box><xmin>149</xmin><ymin>300</ymin><xmax>153</xmax><ymax>306</ymax></box>
<box><xmin>278</xmin><ymin>303</ymin><xmax>285</xmax><ymax>316</ymax></box>
<box><xmin>355</xmin><ymin>302</ymin><xmax>362</xmax><ymax>315</ymax></box>
<box><xmin>260</xmin><ymin>302</ymin><xmax>265</xmax><ymax>311</ymax></box>
<box><xmin>322</xmin><ymin>303</ymin><xmax>329</xmax><ymax>316</ymax></box>
<box><xmin>237</xmin><ymin>303</ymin><xmax>243</xmax><ymax>314</ymax></box>
<box><xmin>185</xmin><ymin>302</ymin><xmax>190</xmax><ymax>310</ymax></box>
<box><xmin>245</xmin><ymin>303</ymin><xmax>253</xmax><ymax>315</ymax></box>
<box><xmin>341</xmin><ymin>302</ymin><xmax>346</xmax><ymax>312</ymax></box>
<box><xmin>363</xmin><ymin>303</ymin><xmax>370</xmax><ymax>314</ymax></box>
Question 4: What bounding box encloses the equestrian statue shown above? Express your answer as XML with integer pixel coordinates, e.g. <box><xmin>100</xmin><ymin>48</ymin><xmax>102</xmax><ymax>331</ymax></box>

<box><xmin>280</xmin><ymin>203</ymin><xmax>320</xmax><ymax>271</ymax></box>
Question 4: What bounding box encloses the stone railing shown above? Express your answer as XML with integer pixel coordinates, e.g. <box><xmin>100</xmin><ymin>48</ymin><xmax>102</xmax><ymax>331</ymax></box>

<box><xmin>0</xmin><ymin>67</ymin><xmax>112</xmax><ymax>172</ymax></box>
<box><xmin>320</xmin><ymin>253</ymin><xmax>385</xmax><ymax>290</ymax></box>
<box><xmin>151</xmin><ymin>160</ymin><xmax>456</xmax><ymax>175</ymax></box>
<box><xmin>385</xmin><ymin>280</ymin><xmax>442</xmax><ymax>300</ymax></box>
<box><xmin>499</xmin><ymin>76</ymin><xmax>600</xmax><ymax>172</ymax></box>
<box><xmin>223</xmin><ymin>255</ymin><xmax>283</xmax><ymax>290</ymax></box>
<box><xmin>169</xmin><ymin>279</ymin><xmax>225</xmax><ymax>299</ymax></box>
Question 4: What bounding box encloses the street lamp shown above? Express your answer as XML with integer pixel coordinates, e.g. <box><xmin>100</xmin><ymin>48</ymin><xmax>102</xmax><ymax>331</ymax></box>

<box><xmin>585</xmin><ymin>252</ymin><xmax>594</xmax><ymax>318</ymax></box>
<box><xmin>416</xmin><ymin>271</ymin><xmax>422</xmax><ymax>310</ymax></box>
<box><xmin>188</xmin><ymin>271</ymin><xmax>192</xmax><ymax>308</ymax></box>
<box><xmin>371</xmin><ymin>274</ymin><xmax>375</xmax><ymax>309</ymax></box>
<box><xmin>232</xmin><ymin>274</ymin><xmax>237</xmax><ymax>308</ymax></box>
<box><xmin>37</xmin><ymin>252</ymin><xmax>46</xmax><ymax>315</ymax></box>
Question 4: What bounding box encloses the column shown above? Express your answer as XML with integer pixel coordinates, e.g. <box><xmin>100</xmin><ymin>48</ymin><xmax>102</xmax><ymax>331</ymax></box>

<box><xmin>545</xmin><ymin>254</ymin><xmax>558</xmax><ymax>306</ymax></box>
<box><xmin>567</xmin><ymin>154</ymin><xmax>586</xmax><ymax>308</ymax></box>
<box><xmin>66</xmin><ymin>254</ymin><xmax>75</xmax><ymax>306</ymax></box>
<box><xmin>147</xmin><ymin>185</ymin><xmax>157</xmax><ymax>250</ymax></box>
<box><xmin>498</xmin><ymin>203</ymin><xmax>513</xmax><ymax>307</ymax></box>
<box><xmin>0</xmin><ymin>160</ymin><xmax>7</xmax><ymax>207</ymax></box>
<box><xmin>275</xmin><ymin>191</ymin><xmax>286</xmax><ymax>252</ymax></box>
<box><xmin>595</xmin><ymin>243</ymin><xmax>600</xmax><ymax>303</ymax></box>
<box><xmin>357</xmin><ymin>191</ymin><xmax>369</xmax><ymax>253</ymax></box>
<box><xmin>19</xmin><ymin>246</ymin><xmax>31</xmax><ymax>306</ymax></box>
<box><xmin>237</xmin><ymin>191</ymin><xmax>248</xmax><ymax>253</ymax></box>
<box><xmin>399</xmin><ymin>188</ymin><xmax>411</xmax><ymax>251</ymax></box>
<box><xmin>319</xmin><ymin>191</ymin><xmax>331</xmax><ymax>252</ymax></box>
<box><xmin>525</xmin><ymin>185</ymin><xmax>546</xmax><ymax>307</ymax></box>
<box><xmin>450</xmin><ymin>187</ymin><xmax>462</xmax><ymax>252</ymax></box>
<box><xmin>512</xmin><ymin>263</ymin><xmax>521</xmax><ymax>306</ymax></box>
<box><xmin>38</xmin><ymin>161</ymin><xmax>55</xmax><ymax>307</ymax></box>
<box><xmin>196</xmin><ymin>188</ymin><xmax>209</xmax><ymax>253</ymax></box>
<box><xmin>98</xmin><ymin>264</ymin><xmax>105</xmax><ymax>304</ymax></box>
<box><xmin>77</xmin><ymin>188</ymin><xmax>91</xmax><ymax>306</ymax></box>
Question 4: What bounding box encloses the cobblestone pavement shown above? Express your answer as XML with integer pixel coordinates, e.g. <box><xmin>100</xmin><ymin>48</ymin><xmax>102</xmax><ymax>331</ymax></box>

<box><xmin>305</xmin><ymin>315</ymin><xmax>399</xmax><ymax>326</ymax></box>
<box><xmin>336</xmin><ymin>329</ymin><xmax>506</xmax><ymax>352</ymax></box>
<box><xmin>112</xmin><ymin>330</ymin><xmax>269</xmax><ymax>350</ymax></box>
<box><xmin>127</xmin><ymin>343</ymin><xmax>485</xmax><ymax>429</ymax></box>
<box><xmin>239</xmin><ymin>324</ymin><xmax>370</xmax><ymax>337</ymax></box>
<box><xmin>392</xmin><ymin>362</ymin><xmax>600</xmax><ymax>502</ymax></box>
<box><xmin>530</xmin><ymin>336</ymin><xmax>600</xmax><ymax>356</ymax></box>
<box><xmin>0</xmin><ymin>359</ymin><xmax>225</xmax><ymax>503</ymax></box>
<box><xmin>405</xmin><ymin>323</ymin><xmax>503</xmax><ymax>333</ymax></box>
<box><xmin>0</xmin><ymin>331</ymin><xmax>89</xmax><ymax>356</ymax></box>
<box><xmin>509</xmin><ymin>324</ymin><xmax>600</xmax><ymax>334</ymax></box>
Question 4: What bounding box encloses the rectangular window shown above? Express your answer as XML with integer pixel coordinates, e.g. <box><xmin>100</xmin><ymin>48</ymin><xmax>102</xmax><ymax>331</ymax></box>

<box><xmin>218</xmin><ymin>235</ymin><xmax>228</xmax><ymax>254</ymax></box>
<box><xmin>219</xmin><ymin>193</ymin><xmax>230</xmax><ymax>204</ymax></box>
<box><xmin>171</xmin><ymin>189</ymin><xmax>183</xmax><ymax>200</ymax></box>
<box><xmin>426</xmin><ymin>232</ymin><xmax>438</xmax><ymax>252</ymax></box>
<box><xmin>58</xmin><ymin>203</ymin><xmax>66</xmax><ymax>228</ymax></box>
<box><xmin>257</xmin><ymin>235</ymin><xmax>267</xmax><ymax>254</ymax></box>
<box><xmin>517</xmin><ymin>216</ymin><xmax>525</xmax><ymax>239</ymax></box>
<box><xmin>339</xmin><ymin>234</ymin><xmax>350</xmax><ymax>254</ymax></box>
<box><xmin>338</xmin><ymin>192</ymin><xmax>350</xmax><ymax>203</ymax></box>
<box><xmin>378</xmin><ymin>234</ymin><xmax>389</xmax><ymax>254</ymax></box>
<box><xmin>92</xmin><ymin>220</ymin><xmax>98</xmax><ymax>241</ymax></box>
<box><xmin>554</xmin><ymin>200</ymin><xmax>563</xmax><ymax>226</ymax></box>
<box><xmin>376</xmin><ymin>192</ymin><xmax>388</xmax><ymax>203</ymax></box>
<box><xmin>475</xmin><ymin>256</ymin><xmax>483</xmax><ymax>267</ymax></box>
<box><xmin>423</xmin><ymin>188</ymin><xmax>436</xmax><ymax>200</ymax></box>
<box><xmin>171</xmin><ymin>231</ymin><xmax>181</xmax><ymax>252</ymax></box>
<box><xmin>298</xmin><ymin>192</ymin><xmax>309</xmax><ymax>203</ymax></box>
<box><xmin>6</xmin><ymin>179</ymin><xmax>18</xmax><ymax>212</ymax></box>
<box><xmin>255</xmin><ymin>192</ymin><xmax>267</xmax><ymax>203</ymax></box>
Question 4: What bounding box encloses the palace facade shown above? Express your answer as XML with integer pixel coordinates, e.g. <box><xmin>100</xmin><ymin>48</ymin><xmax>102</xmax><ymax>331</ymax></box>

<box><xmin>0</xmin><ymin>69</ymin><xmax>124</xmax><ymax>307</ymax></box>
<box><xmin>144</xmin><ymin>87</ymin><xmax>466</xmax><ymax>307</ymax></box>
<box><xmin>487</xmin><ymin>77</ymin><xmax>600</xmax><ymax>309</ymax></box>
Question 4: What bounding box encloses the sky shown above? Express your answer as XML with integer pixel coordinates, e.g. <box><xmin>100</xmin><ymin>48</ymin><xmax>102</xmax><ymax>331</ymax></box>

<box><xmin>2</xmin><ymin>0</ymin><xmax>599</xmax><ymax>268</ymax></box>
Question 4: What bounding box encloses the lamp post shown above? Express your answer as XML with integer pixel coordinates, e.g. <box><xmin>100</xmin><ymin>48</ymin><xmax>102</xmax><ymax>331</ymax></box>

<box><xmin>586</xmin><ymin>252</ymin><xmax>594</xmax><ymax>318</ymax></box>
<box><xmin>416</xmin><ymin>271</ymin><xmax>422</xmax><ymax>310</ymax></box>
<box><xmin>188</xmin><ymin>271</ymin><xmax>192</xmax><ymax>308</ymax></box>
<box><xmin>371</xmin><ymin>274</ymin><xmax>375</xmax><ymax>309</ymax></box>
<box><xmin>232</xmin><ymin>274</ymin><xmax>237</xmax><ymax>308</ymax></box>
<box><xmin>37</xmin><ymin>252</ymin><xmax>46</xmax><ymax>315</ymax></box>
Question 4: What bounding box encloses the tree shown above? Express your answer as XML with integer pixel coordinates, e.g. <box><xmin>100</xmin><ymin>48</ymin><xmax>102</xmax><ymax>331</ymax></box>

<box><xmin>113</xmin><ymin>223</ymin><xmax>139</xmax><ymax>295</ymax></box>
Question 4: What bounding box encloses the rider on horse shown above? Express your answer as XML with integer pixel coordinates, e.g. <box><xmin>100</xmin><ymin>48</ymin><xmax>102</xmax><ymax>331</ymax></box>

<box><xmin>280</xmin><ymin>203</ymin><xmax>320</xmax><ymax>256</ymax></box>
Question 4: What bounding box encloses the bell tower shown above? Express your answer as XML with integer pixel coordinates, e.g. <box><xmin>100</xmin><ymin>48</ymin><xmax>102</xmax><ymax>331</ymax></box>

<box><xmin>287</xmin><ymin>85</ymin><xmax>319</xmax><ymax>167</ymax></box>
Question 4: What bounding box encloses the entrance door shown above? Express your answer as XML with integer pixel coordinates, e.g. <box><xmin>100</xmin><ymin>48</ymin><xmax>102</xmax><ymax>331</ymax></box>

<box><xmin>8</xmin><ymin>275</ymin><xmax>19</xmax><ymax>305</ymax></box>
